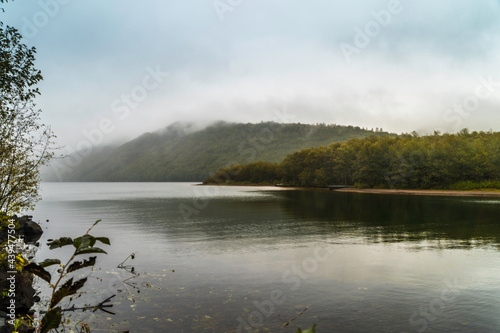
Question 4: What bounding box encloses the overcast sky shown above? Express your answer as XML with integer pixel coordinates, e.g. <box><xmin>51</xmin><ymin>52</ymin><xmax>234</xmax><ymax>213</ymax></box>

<box><xmin>4</xmin><ymin>0</ymin><xmax>500</xmax><ymax>148</ymax></box>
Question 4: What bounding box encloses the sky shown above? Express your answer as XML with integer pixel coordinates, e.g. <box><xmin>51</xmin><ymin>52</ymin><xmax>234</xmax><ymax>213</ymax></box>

<box><xmin>3</xmin><ymin>0</ymin><xmax>500</xmax><ymax>149</ymax></box>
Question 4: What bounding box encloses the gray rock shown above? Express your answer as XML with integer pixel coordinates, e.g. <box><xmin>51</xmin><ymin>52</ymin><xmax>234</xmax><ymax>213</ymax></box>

<box><xmin>21</xmin><ymin>220</ymin><xmax>43</xmax><ymax>238</ymax></box>
<box><xmin>0</xmin><ymin>215</ymin><xmax>43</xmax><ymax>243</ymax></box>
<box><xmin>0</xmin><ymin>268</ymin><xmax>36</xmax><ymax>315</ymax></box>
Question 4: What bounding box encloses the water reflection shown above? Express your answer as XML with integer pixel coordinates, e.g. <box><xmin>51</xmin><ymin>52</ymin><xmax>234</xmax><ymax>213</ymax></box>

<box><xmin>50</xmin><ymin>187</ymin><xmax>500</xmax><ymax>253</ymax></box>
<box><xmin>32</xmin><ymin>183</ymin><xmax>500</xmax><ymax>332</ymax></box>
<box><xmin>278</xmin><ymin>190</ymin><xmax>500</xmax><ymax>249</ymax></box>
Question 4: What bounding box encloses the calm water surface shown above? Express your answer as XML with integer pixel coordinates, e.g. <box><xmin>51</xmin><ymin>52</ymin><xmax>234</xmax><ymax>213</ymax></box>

<box><xmin>32</xmin><ymin>183</ymin><xmax>500</xmax><ymax>332</ymax></box>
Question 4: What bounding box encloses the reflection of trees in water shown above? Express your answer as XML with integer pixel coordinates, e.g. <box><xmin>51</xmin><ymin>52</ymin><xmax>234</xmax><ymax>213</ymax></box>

<box><xmin>68</xmin><ymin>191</ymin><xmax>500</xmax><ymax>251</ymax></box>
<box><xmin>278</xmin><ymin>190</ymin><xmax>500</xmax><ymax>249</ymax></box>
<box><xmin>67</xmin><ymin>197</ymin><xmax>304</xmax><ymax>252</ymax></box>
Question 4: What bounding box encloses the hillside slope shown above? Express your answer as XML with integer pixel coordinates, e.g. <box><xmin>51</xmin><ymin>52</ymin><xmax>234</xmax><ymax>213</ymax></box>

<box><xmin>52</xmin><ymin>121</ymin><xmax>393</xmax><ymax>182</ymax></box>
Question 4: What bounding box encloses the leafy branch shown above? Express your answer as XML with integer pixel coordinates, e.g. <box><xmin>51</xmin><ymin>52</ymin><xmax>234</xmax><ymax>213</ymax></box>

<box><xmin>24</xmin><ymin>220</ymin><xmax>110</xmax><ymax>333</ymax></box>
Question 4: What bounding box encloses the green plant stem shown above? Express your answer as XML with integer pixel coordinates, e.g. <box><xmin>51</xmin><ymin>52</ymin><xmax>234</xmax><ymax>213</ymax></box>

<box><xmin>47</xmin><ymin>223</ymin><xmax>98</xmax><ymax>311</ymax></box>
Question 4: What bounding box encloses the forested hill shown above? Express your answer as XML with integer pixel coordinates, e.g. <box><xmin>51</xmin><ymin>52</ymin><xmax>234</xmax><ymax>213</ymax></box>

<box><xmin>51</xmin><ymin>121</ymin><xmax>393</xmax><ymax>182</ymax></box>
<box><xmin>206</xmin><ymin>129</ymin><xmax>500</xmax><ymax>190</ymax></box>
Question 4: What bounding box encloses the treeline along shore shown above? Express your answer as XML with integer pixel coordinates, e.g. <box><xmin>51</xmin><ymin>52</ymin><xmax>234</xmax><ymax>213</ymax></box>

<box><xmin>50</xmin><ymin>122</ymin><xmax>392</xmax><ymax>182</ymax></box>
<box><xmin>204</xmin><ymin>129</ymin><xmax>500</xmax><ymax>191</ymax></box>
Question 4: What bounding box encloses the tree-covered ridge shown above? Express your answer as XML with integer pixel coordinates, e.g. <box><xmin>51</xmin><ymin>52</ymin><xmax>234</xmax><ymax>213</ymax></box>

<box><xmin>53</xmin><ymin>121</ymin><xmax>391</xmax><ymax>182</ymax></box>
<box><xmin>205</xmin><ymin>130</ymin><xmax>500</xmax><ymax>189</ymax></box>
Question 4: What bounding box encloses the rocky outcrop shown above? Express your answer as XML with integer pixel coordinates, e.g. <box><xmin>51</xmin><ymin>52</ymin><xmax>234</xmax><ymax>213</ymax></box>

<box><xmin>0</xmin><ymin>266</ymin><xmax>36</xmax><ymax>333</ymax></box>
<box><xmin>0</xmin><ymin>267</ymin><xmax>37</xmax><ymax>333</ymax></box>
<box><xmin>0</xmin><ymin>215</ymin><xmax>42</xmax><ymax>332</ymax></box>
<box><xmin>0</xmin><ymin>267</ymin><xmax>37</xmax><ymax>312</ymax></box>
<box><xmin>0</xmin><ymin>215</ymin><xmax>43</xmax><ymax>244</ymax></box>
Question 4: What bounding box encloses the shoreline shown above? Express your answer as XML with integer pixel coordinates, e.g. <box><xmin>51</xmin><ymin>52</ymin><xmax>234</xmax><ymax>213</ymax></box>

<box><xmin>332</xmin><ymin>188</ymin><xmax>500</xmax><ymax>197</ymax></box>
<box><xmin>200</xmin><ymin>183</ymin><xmax>500</xmax><ymax>197</ymax></box>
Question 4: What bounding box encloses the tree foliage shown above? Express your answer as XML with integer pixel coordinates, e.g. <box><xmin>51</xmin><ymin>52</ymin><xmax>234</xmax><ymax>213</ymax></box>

<box><xmin>56</xmin><ymin>121</ymin><xmax>391</xmax><ymax>182</ymax></box>
<box><xmin>207</xmin><ymin>130</ymin><xmax>500</xmax><ymax>189</ymax></box>
<box><xmin>22</xmin><ymin>220</ymin><xmax>110</xmax><ymax>332</ymax></box>
<box><xmin>0</xmin><ymin>19</ymin><xmax>54</xmax><ymax>213</ymax></box>
<box><xmin>204</xmin><ymin>161</ymin><xmax>282</xmax><ymax>184</ymax></box>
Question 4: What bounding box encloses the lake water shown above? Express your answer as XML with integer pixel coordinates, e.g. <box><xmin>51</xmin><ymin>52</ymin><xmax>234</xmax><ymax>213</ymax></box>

<box><xmin>31</xmin><ymin>182</ymin><xmax>500</xmax><ymax>332</ymax></box>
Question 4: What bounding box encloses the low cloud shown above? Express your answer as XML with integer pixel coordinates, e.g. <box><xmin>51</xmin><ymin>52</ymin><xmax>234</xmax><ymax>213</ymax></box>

<box><xmin>4</xmin><ymin>0</ymin><xmax>500</xmax><ymax>146</ymax></box>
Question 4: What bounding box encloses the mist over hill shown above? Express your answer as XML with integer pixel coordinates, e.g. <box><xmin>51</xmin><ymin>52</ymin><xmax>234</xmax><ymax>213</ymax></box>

<box><xmin>46</xmin><ymin>121</ymin><xmax>393</xmax><ymax>182</ymax></box>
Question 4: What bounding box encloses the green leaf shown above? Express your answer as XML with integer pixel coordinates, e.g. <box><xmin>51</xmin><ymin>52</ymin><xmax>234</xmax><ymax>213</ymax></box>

<box><xmin>24</xmin><ymin>263</ymin><xmax>51</xmax><ymax>283</ymax></box>
<box><xmin>50</xmin><ymin>277</ymin><xmax>87</xmax><ymax>308</ymax></box>
<box><xmin>67</xmin><ymin>256</ymin><xmax>96</xmax><ymax>273</ymax></box>
<box><xmin>38</xmin><ymin>259</ymin><xmax>61</xmax><ymax>268</ymax></box>
<box><xmin>297</xmin><ymin>324</ymin><xmax>317</xmax><ymax>333</ymax></box>
<box><xmin>94</xmin><ymin>236</ymin><xmax>110</xmax><ymax>245</ymax></box>
<box><xmin>75</xmin><ymin>247</ymin><xmax>107</xmax><ymax>255</ymax></box>
<box><xmin>73</xmin><ymin>234</ymin><xmax>96</xmax><ymax>250</ymax></box>
<box><xmin>73</xmin><ymin>234</ymin><xmax>110</xmax><ymax>249</ymax></box>
<box><xmin>47</xmin><ymin>237</ymin><xmax>73</xmax><ymax>250</ymax></box>
<box><xmin>40</xmin><ymin>307</ymin><xmax>62</xmax><ymax>333</ymax></box>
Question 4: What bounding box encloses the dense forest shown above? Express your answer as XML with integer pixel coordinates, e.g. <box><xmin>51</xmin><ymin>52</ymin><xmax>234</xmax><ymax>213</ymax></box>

<box><xmin>205</xmin><ymin>129</ymin><xmax>500</xmax><ymax>190</ymax></box>
<box><xmin>48</xmin><ymin>121</ymin><xmax>391</xmax><ymax>182</ymax></box>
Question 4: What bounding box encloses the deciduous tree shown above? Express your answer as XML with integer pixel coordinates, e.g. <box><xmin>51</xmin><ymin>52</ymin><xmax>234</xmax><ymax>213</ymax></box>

<box><xmin>0</xmin><ymin>7</ymin><xmax>55</xmax><ymax>213</ymax></box>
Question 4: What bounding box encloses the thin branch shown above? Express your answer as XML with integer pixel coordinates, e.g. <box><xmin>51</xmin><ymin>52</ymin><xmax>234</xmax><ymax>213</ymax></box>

<box><xmin>40</xmin><ymin>295</ymin><xmax>116</xmax><ymax>315</ymax></box>
<box><xmin>278</xmin><ymin>304</ymin><xmax>311</xmax><ymax>328</ymax></box>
